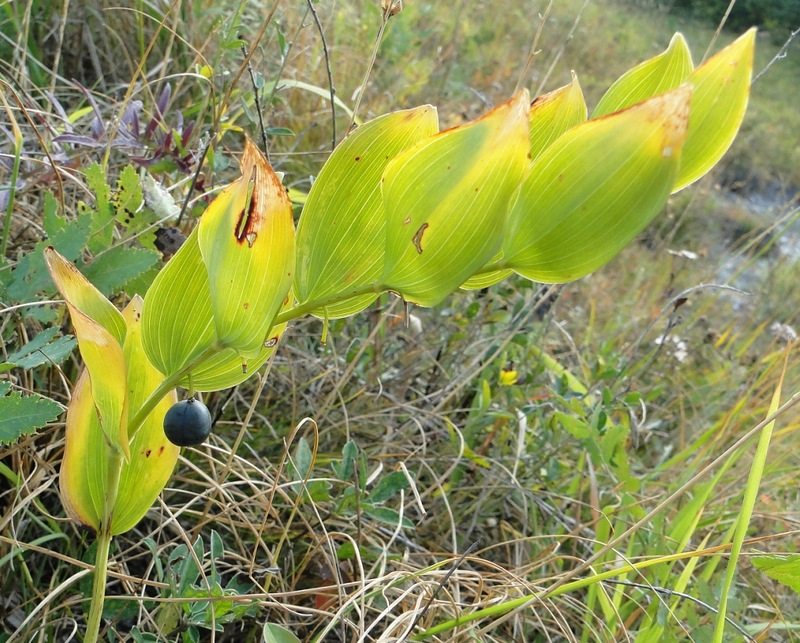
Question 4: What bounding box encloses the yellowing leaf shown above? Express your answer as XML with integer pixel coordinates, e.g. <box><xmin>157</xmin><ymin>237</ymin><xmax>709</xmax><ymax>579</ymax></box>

<box><xmin>503</xmin><ymin>85</ymin><xmax>691</xmax><ymax>283</ymax></box>
<box><xmin>113</xmin><ymin>296</ymin><xmax>179</xmax><ymax>535</ymax></box>
<box><xmin>142</xmin><ymin>227</ymin><xmax>216</xmax><ymax>378</ymax></box>
<box><xmin>294</xmin><ymin>106</ymin><xmax>439</xmax><ymax>318</ymax></box>
<box><xmin>44</xmin><ymin>246</ymin><xmax>126</xmax><ymax>344</ymax></box>
<box><xmin>672</xmin><ymin>29</ymin><xmax>755</xmax><ymax>191</ymax></box>
<box><xmin>530</xmin><ymin>72</ymin><xmax>587</xmax><ymax>161</ymax></box>
<box><xmin>198</xmin><ymin>138</ymin><xmax>295</xmax><ymax>359</ymax></box>
<box><xmin>593</xmin><ymin>33</ymin><xmax>693</xmax><ymax>118</ymax></box>
<box><xmin>65</xmin><ymin>304</ymin><xmax>129</xmax><ymax>458</ymax></box>
<box><xmin>380</xmin><ymin>91</ymin><xmax>531</xmax><ymax>306</ymax></box>
<box><xmin>44</xmin><ymin>247</ymin><xmax>129</xmax><ymax>456</ymax></box>
<box><xmin>60</xmin><ymin>369</ymin><xmax>105</xmax><ymax>531</ymax></box>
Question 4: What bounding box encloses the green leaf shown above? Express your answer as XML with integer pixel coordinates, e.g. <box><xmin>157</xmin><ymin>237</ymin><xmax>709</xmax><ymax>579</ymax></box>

<box><xmin>2</xmin><ymin>327</ymin><xmax>76</xmax><ymax>370</ymax></box>
<box><xmin>368</xmin><ymin>470</ymin><xmax>409</xmax><ymax>504</ymax></box>
<box><xmin>530</xmin><ymin>72</ymin><xmax>588</xmax><ymax>160</ymax></box>
<box><xmin>502</xmin><ymin>85</ymin><xmax>691</xmax><ymax>283</ymax></box>
<box><xmin>83</xmin><ymin>163</ymin><xmax>115</xmax><ymax>253</ymax></box>
<box><xmin>0</xmin><ymin>390</ymin><xmax>63</xmax><ymax>445</ymax></box>
<box><xmin>381</xmin><ymin>91</ymin><xmax>531</xmax><ymax>306</ymax></box>
<box><xmin>291</xmin><ymin>437</ymin><xmax>314</xmax><ymax>481</ymax></box>
<box><xmin>362</xmin><ymin>505</ymin><xmax>414</xmax><ymax>529</ymax></box>
<box><xmin>294</xmin><ymin>106</ymin><xmax>439</xmax><ymax>318</ymax></box>
<box><xmin>197</xmin><ymin>138</ymin><xmax>295</xmax><ymax>359</ymax></box>
<box><xmin>113</xmin><ymin>165</ymin><xmax>146</xmax><ymax>231</ymax></box>
<box><xmin>262</xmin><ymin>623</ymin><xmax>301</xmax><ymax>643</ymax></box>
<box><xmin>752</xmin><ymin>554</ymin><xmax>800</xmax><ymax>595</ymax></box>
<box><xmin>113</xmin><ymin>296</ymin><xmax>180</xmax><ymax>535</ymax></box>
<box><xmin>142</xmin><ymin>227</ymin><xmax>216</xmax><ymax>378</ymax></box>
<box><xmin>593</xmin><ymin>33</ymin><xmax>693</xmax><ymax>118</ymax></box>
<box><xmin>332</xmin><ymin>440</ymin><xmax>358</xmax><ymax>481</ymax></box>
<box><xmin>672</xmin><ymin>29</ymin><xmax>755</xmax><ymax>191</ymax></box>
<box><xmin>43</xmin><ymin>191</ymin><xmax>93</xmax><ymax>259</ymax></box>
<box><xmin>83</xmin><ymin>246</ymin><xmax>161</xmax><ymax>296</ymax></box>
<box><xmin>5</xmin><ymin>195</ymin><xmax>92</xmax><ymax>305</ymax></box>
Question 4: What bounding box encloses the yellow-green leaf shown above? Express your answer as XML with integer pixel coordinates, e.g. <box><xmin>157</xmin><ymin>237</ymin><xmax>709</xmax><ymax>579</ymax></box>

<box><xmin>198</xmin><ymin>138</ymin><xmax>295</xmax><ymax>359</ymax></box>
<box><xmin>593</xmin><ymin>33</ymin><xmax>693</xmax><ymax>118</ymax></box>
<box><xmin>294</xmin><ymin>106</ymin><xmax>439</xmax><ymax>318</ymax></box>
<box><xmin>182</xmin><ymin>318</ymin><xmax>287</xmax><ymax>391</ymax></box>
<box><xmin>530</xmin><ymin>72</ymin><xmax>587</xmax><ymax>161</ymax></box>
<box><xmin>503</xmin><ymin>85</ymin><xmax>691</xmax><ymax>283</ymax></box>
<box><xmin>65</xmin><ymin>303</ymin><xmax>129</xmax><ymax>457</ymax></box>
<box><xmin>380</xmin><ymin>91</ymin><xmax>531</xmax><ymax>307</ymax></box>
<box><xmin>113</xmin><ymin>296</ymin><xmax>179</xmax><ymax>535</ymax></box>
<box><xmin>44</xmin><ymin>246</ymin><xmax>126</xmax><ymax>344</ymax></box>
<box><xmin>141</xmin><ymin>227</ymin><xmax>215</xmax><ymax>378</ymax></box>
<box><xmin>60</xmin><ymin>369</ymin><xmax>104</xmax><ymax>531</ymax></box>
<box><xmin>672</xmin><ymin>29</ymin><xmax>755</xmax><ymax>191</ymax></box>
<box><xmin>460</xmin><ymin>250</ymin><xmax>512</xmax><ymax>290</ymax></box>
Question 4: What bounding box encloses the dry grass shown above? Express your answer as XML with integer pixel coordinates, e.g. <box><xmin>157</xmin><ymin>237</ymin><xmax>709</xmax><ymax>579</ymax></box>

<box><xmin>1</xmin><ymin>0</ymin><xmax>799</xmax><ymax>641</ymax></box>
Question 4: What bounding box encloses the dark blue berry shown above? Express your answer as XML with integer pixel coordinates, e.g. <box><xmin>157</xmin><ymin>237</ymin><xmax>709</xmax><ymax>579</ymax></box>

<box><xmin>163</xmin><ymin>399</ymin><xmax>212</xmax><ymax>446</ymax></box>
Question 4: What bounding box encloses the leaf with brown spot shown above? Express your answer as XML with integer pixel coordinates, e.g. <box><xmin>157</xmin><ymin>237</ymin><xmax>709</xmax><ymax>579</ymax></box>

<box><xmin>381</xmin><ymin>91</ymin><xmax>531</xmax><ymax>306</ymax></box>
<box><xmin>198</xmin><ymin>138</ymin><xmax>295</xmax><ymax>359</ymax></box>
<box><xmin>294</xmin><ymin>106</ymin><xmax>439</xmax><ymax>318</ymax></box>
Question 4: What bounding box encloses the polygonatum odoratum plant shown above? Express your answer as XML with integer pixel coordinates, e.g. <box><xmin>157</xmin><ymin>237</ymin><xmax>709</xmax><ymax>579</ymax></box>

<box><xmin>45</xmin><ymin>30</ymin><xmax>754</xmax><ymax>641</ymax></box>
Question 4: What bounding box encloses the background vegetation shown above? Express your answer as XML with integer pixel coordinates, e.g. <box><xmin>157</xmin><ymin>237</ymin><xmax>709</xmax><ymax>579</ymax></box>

<box><xmin>1</xmin><ymin>0</ymin><xmax>798</xmax><ymax>641</ymax></box>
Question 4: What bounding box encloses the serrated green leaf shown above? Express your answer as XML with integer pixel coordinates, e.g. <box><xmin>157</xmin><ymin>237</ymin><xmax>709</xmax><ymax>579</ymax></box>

<box><xmin>530</xmin><ymin>72</ymin><xmax>588</xmax><ymax>161</ymax></box>
<box><xmin>3</xmin><ymin>327</ymin><xmax>76</xmax><ymax>370</ymax></box>
<box><xmin>84</xmin><ymin>163</ymin><xmax>115</xmax><ymax>253</ymax></box>
<box><xmin>43</xmin><ymin>192</ymin><xmax>93</xmax><ymax>258</ymax></box>
<box><xmin>502</xmin><ymin>85</ymin><xmax>691</xmax><ymax>283</ymax></box>
<box><xmin>0</xmin><ymin>390</ymin><xmax>63</xmax><ymax>445</ymax></box>
<box><xmin>672</xmin><ymin>29</ymin><xmax>755</xmax><ymax>191</ymax></box>
<box><xmin>294</xmin><ymin>106</ymin><xmax>439</xmax><ymax>318</ymax></box>
<box><xmin>752</xmin><ymin>554</ymin><xmax>800</xmax><ymax>595</ymax></box>
<box><xmin>262</xmin><ymin>623</ymin><xmax>301</xmax><ymax>643</ymax></box>
<box><xmin>83</xmin><ymin>246</ymin><xmax>161</xmax><ymax>296</ymax></box>
<box><xmin>594</xmin><ymin>33</ymin><xmax>693</xmax><ymax>118</ymax></box>
<box><xmin>113</xmin><ymin>296</ymin><xmax>179</xmax><ymax>535</ymax></box>
<box><xmin>197</xmin><ymin>138</ymin><xmax>294</xmax><ymax>359</ymax></box>
<box><xmin>113</xmin><ymin>165</ymin><xmax>145</xmax><ymax>231</ymax></box>
<box><xmin>381</xmin><ymin>91</ymin><xmax>531</xmax><ymax>306</ymax></box>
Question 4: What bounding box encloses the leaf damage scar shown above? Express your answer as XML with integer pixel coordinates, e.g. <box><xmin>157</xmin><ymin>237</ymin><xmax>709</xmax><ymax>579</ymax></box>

<box><xmin>235</xmin><ymin>180</ymin><xmax>260</xmax><ymax>247</ymax></box>
<box><xmin>412</xmin><ymin>222</ymin><xmax>429</xmax><ymax>254</ymax></box>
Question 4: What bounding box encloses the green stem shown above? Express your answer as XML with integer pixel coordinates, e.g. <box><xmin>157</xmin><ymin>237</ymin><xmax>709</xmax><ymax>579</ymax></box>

<box><xmin>84</xmin><ymin>529</ymin><xmax>112</xmax><ymax>642</ymax></box>
<box><xmin>82</xmin><ymin>343</ymin><xmax>221</xmax><ymax>639</ymax></box>
<box><xmin>273</xmin><ymin>282</ymin><xmax>384</xmax><ymax>325</ymax></box>
<box><xmin>411</xmin><ymin>547</ymin><xmax>726</xmax><ymax>640</ymax></box>
<box><xmin>126</xmin><ymin>345</ymin><xmax>220</xmax><ymax>444</ymax></box>
<box><xmin>84</xmin><ymin>451</ymin><xmax>123</xmax><ymax>643</ymax></box>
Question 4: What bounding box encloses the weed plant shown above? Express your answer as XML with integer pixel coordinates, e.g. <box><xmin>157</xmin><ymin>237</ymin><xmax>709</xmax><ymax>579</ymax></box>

<box><xmin>1</xmin><ymin>0</ymin><xmax>799</xmax><ymax>641</ymax></box>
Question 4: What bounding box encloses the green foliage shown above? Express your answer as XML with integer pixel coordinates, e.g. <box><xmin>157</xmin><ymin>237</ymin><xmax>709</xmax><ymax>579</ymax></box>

<box><xmin>0</xmin><ymin>382</ymin><xmax>63</xmax><ymax>445</ymax></box>
<box><xmin>662</xmin><ymin>0</ymin><xmax>800</xmax><ymax>35</ymax></box>
<box><xmin>3</xmin><ymin>2</ymin><xmax>796</xmax><ymax>641</ymax></box>
<box><xmin>753</xmin><ymin>554</ymin><xmax>800</xmax><ymax>594</ymax></box>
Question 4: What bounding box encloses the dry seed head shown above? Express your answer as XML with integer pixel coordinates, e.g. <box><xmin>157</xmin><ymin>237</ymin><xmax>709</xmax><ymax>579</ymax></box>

<box><xmin>381</xmin><ymin>0</ymin><xmax>403</xmax><ymax>17</ymax></box>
